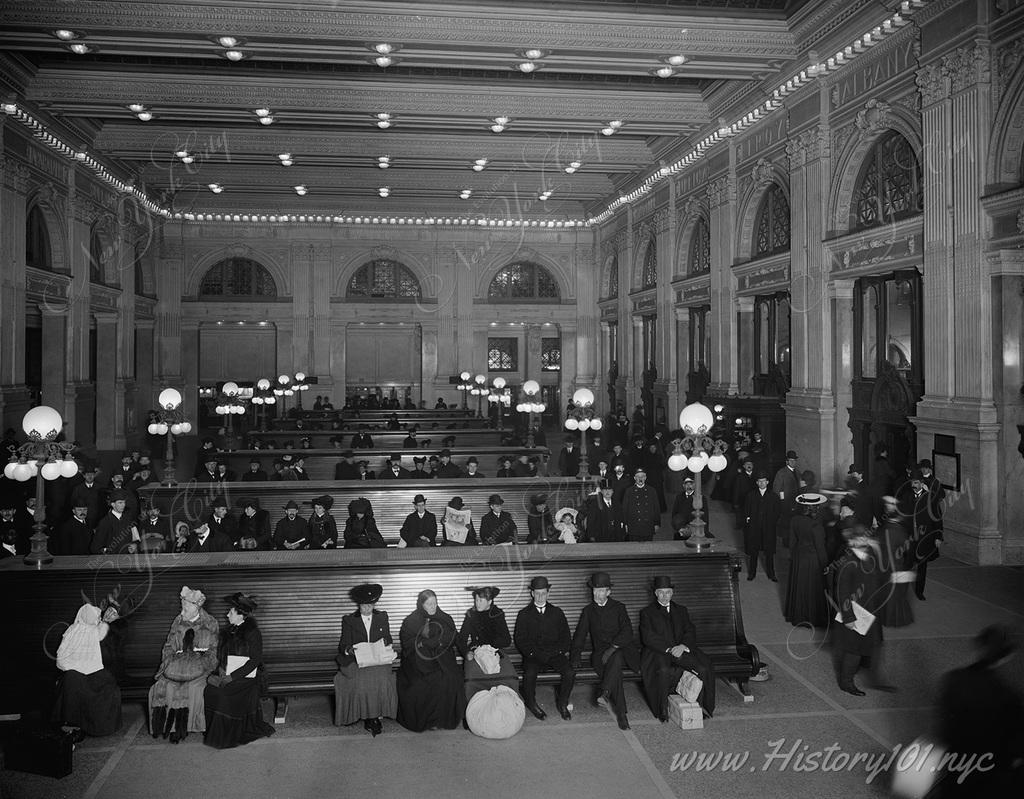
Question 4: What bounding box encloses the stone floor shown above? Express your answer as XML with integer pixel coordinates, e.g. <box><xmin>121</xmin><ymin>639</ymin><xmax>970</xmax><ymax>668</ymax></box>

<box><xmin>2</xmin><ymin>499</ymin><xmax>1022</xmax><ymax>799</ymax></box>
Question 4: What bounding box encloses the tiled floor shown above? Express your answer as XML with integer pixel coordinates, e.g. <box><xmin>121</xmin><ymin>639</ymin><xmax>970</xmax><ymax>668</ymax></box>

<box><xmin>3</xmin><ymin>499</ymin><xmax>1021</xmax><ymax>799</ymax></box>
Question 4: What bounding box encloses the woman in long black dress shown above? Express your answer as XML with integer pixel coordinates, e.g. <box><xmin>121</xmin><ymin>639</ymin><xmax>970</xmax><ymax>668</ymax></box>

<box><xmin>457</xmin><ymin>586</ymin><xmax>518</xmax><ymax>701</ymax></box>
<box><xmin>203</xmin><ymin>592</ymin><xmax>275</xmax><ymax>749</ymax></box>
<box><xmin>333</xmin><ymin>583</ymin><xmax>398</xmax><ymax>735</ymax></box>
<box><xmin>53</xmin><ymin>603</ymin><xmax>122</xmax><ymax>738</ymax></box>
<box><xmin>396</xmin><ymin>589</ymin><xmax>466</xmax><ymax>731</ymax></box>
<box><xmin>342</xmin><ymin>498</ymin><xmax>386</xmax><ymax>549</ymax></box>
<box><xmin>784</xmin><ymin>494</ymin><xmax>830</xmax><ymax>627</ymax></box>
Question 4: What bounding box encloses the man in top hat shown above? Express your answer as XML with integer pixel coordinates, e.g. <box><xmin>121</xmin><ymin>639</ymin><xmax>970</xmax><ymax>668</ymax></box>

<box><xmin>464</xmin><ymin>456</ymin><xmax>484</xmax><ymax>478</ymax></box>
<box><xmin>409</xmin><ymin>456</ymin><xmax>432</xmax><ymax>480</ymax></box>
<box><xmin>378</xmin><ymin>453</ymin><xmax>411</xmax><ymax>480</ymax></box>
<box><xmin>570</xmin><ymin>572</ymin><xmax>640</xmax><ymax>729</ymax></box>
<box><xmin>139</xmin><ymin>502</ymin><xmax>172</xmax><ymax>554</ymax></box>
<box><xmin>435</xmin><ymin>449</ymin><xmax>463</xmax><ymax>479</ymax></box>
<box><xmin>241</xmin><ymin>457</ymin><xmax>268</xmax><ymax>482</ymax></box>
<box><xmin>402</xmin><ymin>428</ymin><xmax>419</xmax><ymax>449</ymax></box>
<box><xmin>273</xmin><ymin>500</ymin><xmax>309</xmax><ymax>550</ymax></box>
<box><xmin>236</xmin><ymin>497</ymin><xmax>271</xmax><ymax>550</ymax></box>
<box><xmin>333</xmin><ymin>450</ymin><xmax>358</xmax><ymax>481</ymax></box>
<box><xmin>671</xmin><ymin>475</ymin><xmax>712</xmax><ymax>541</ymax></box>
<box><xmin>479</xmin><ymin>494</ymin><xmax>518</xmax><ymax>545</ymax></box>
<box><xmin>639</xmin><ymin>576</ymin><xmax>716</xmax><ymax>721</ymax></box>
<box><xmin>558</xmin><ymin>435</ymin><xmax>581</xmax><ymax>478</ymax></box>
<box><xmin>194</xmin><ymin>455</ymin><xmax>221</xmax><ymax>483</ymax></box>
<box><xmin>772</xmin><ymin>449</ymin><xmax>803</xmax><ymax>546</ymax></box>
<box><xmin>514</xmin><ymin>576</ymin><xmax>576</xmax><ymax>720</ymax></box>
<box><xmin>91</xmin><ymin>489</ymin><xmax>141</xmax><ymax>555</ymax></box>
<box><xmin>399</xmin><ymin>494</ymin><xmax>437</xmax><ymax>547</ymax></box>
<box><xmin>622</xmin><ymin>465</ymin><xmax>661</xmax><ymax>542</ymax></box>
<box><xmin>185</xmin><ymin>519</ymin><xmax>233</xmax><ymax>552</ymax></box>
<box><xmin>206</xmin><ymin>496</ymin><xmax>237</xmax><ymax>543</ymax></box>
<box><xmin>742</xmin><ymin>472</ymin><xmax>781</xmax><ymax>580</ymax></box>
<box><xmin>898</xmin><ymin>468</ymin><xmax>944</xmax><ymax>600</ymax></box>
<box><xmin>53</xmin><ymin>501</ymin><xmax>94</xmax><ymax>556</ymax></box>
<box><xmin>70</xmin><ymin>462</ymin><xmax>104</xmax><ymax>528</ymax></box>
<box><xmin>581</xmin><ymin>479</ymin><xmax>624</xmax><ymax>543</ymax></box>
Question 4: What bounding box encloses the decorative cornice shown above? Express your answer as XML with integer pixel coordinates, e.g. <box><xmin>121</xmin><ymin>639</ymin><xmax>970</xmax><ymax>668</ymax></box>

<box><xmin>942</xmin><ymin>43</ymin><xmax>991</xmax><ymax>93</ymax></box>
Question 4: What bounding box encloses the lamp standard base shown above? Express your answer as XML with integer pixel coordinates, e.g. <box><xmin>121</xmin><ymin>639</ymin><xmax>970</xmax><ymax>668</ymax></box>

<box><xmin>23</xmin><ymin>529</ymin><xmax>54</xmax><ymax>567</ymax></box>
<box><xmin>685</xmin><ymin>534</ymin><xmax>713</xmax><ymax>552</ymax></box>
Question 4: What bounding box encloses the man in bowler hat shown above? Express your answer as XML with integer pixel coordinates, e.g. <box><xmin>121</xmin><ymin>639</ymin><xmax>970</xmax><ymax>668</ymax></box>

<box><xmin>478</xmin><ymin>494</ymin><xmax>518</xmax><ymax>545</ymax></box>
<box><xmin>514</xmin><ymin>576</ymin><xmax>576</xmax><ymax>721</ymax></box>
<box><xmin>570</xmin><ymin>572</ymin><xmax>640</xmax><ymax>729</ymax></box>
<box><xmin>399</xmin><ymin>494</ymin><xmax>437</xmax><ymax>547</ymax></box>
<box><xmin>639</xmin><ymin>576</ymin><xmax>716</xmax><ymax>721</ymax></box>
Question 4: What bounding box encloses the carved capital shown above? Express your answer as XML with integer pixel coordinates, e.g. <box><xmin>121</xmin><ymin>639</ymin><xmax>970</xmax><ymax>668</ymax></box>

<box><xmin>854</xmin><ymin>99</ymin><xmax>893</xmax><ymax>134</ymax></box>
<box><xmin>916</xmin><ymin>63</ymin><xmax>949</xmax><ymax>106</ymax></box>
<box><xmin>787</xmin><ymin>127</ymin><xmax>827</xmax><ymax>169</ymax></box>
<box><xmin>1</xmin><ymin>156</ymin><xmax>31</xmax><ymax>193</ymax></box>
<box><xmin>942</xmin><ymin>44</ymin><xmax>990</xmax><ymax>93</ymax></box>
<box><xmin>705</xmin><ymin>175</ymin><xmax>733</xmax><ymax>208</ymax></box>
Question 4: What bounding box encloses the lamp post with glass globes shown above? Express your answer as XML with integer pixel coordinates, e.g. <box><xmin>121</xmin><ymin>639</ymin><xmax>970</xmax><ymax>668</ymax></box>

<box><xmin>3</xmin><ymin>406</ymin><xmax>79</xmax><ymax>566</ymax></box>
<box><xmin>147</xmin><ymin>388</ymin><xmax>192</xmax><ymax>486</ymax></box>
<box><xmin>250</xmin><ymin>378</ymin><xmax>277</xmax><ymax>432</ymax></box>
<box><xmin>487</xmin><ymin>377</ymin><xmax>511</xmax><ymax>431</ymax></box>
<box><xmin>214</xmin><ymin>381</ymin><xmax>246</xmax><ymax>450</ymax></box>
<box><xmin>666</xmin><ymin>402</ymin><xmax>729</xmax><ymax>551</ymax></box>
<box><xmin>515</xmin><ymin>380</ymin><xmax>546</xmax><ymax>448</ymax></box>
<box><xmin>564</xmin><ymin>388</ymin><xmax>604</xmax><ymax>480</ymax></box>
<box><xmin>273</xmin><ymin>374</ymin><xmax>293</xmax><ymax>417</ymax></box>
<box><xmin>469</xmin><ymin>374</ymin><xmax>487</xmax><ymax>418</ymax></box>
<box><xmin>292</xmin><ymin>372</ymin><xmax>310</xmax><ymax>410</ymax></box>
<box><xmin>457</xmin><ymin>371</ymin><xmax>473</xmax><ymax>411</ymax></box>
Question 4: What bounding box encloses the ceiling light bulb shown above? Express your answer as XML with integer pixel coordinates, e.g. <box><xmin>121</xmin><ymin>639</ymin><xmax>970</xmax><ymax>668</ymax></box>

<box><xmin>294</xmin><ymin>185</ymin><xmax>307</xmax><ymax>195</ymax></box>
<box><xmin>128</xmin><ymin>103</ymin><xmax>145</xmax><ymax>113</ymax></box>
<box><xmin>217</xmin><ymin>36</ymin><xmax>239</xmax><ymax>48</ymax></box>
<box><xmin>524</xmin><ymin>49</ymin><xmax>544</xmax><ymax>60</ymax></box>
<box><xmin>379</xmin><ymin>187</ymin><xmax>390</xmax><ymax>197</ymax></box>
<box><xmin>280</xmin><ymin>159</ymin><xmax>293</xmax><ymax>166</ymax></box>
<box><xmin>474</xmin><ymin>158</ymin><xmax>488</xmax><ymax>166</ymax></box>
<box><xmin>374</xmin><ymin>56</ymin><xmax>393</xmax><ymax>67</ymax></box>
<box><xmin>472</xmin><ymin>164</ymin><xmax>484</xmax><ymax>171</ymax></box>
<box><xmin>69</xmin><ymin>43</ymin><xmax>90</xmax><ymax>54</ymax></box>
<box><xmin>377</xmin><ymin>120</ymin><xmax>391</xmax><ymax>129</ymax></box>
<box><xmin>258</xmin><ymin>116</ymin><xmax>274</xmax><ymax>125</ymax></box>
<box><xmin>180</xmin><ymin>155</ymin><xmax>194</xmax><ymax>164</ymax></box>
<box><xmin>378</xmin><ymin>160</ymin><xmax>389</xmax><ymax>168</ymax></box>
<box><xmin>490</xmin><ymin>124</ymin><xmax>505</xmax><ymax>133</ymax></box>
<box><xmin>569</xmin><ymin>161</ymin><xmax>581</xmax><ymax>168</ymax></box>
<box><xmin>609</xmin><ymin>120</ymin><xmax>623</xmax><ymax>129</ymax></box>
<box><xmin>667</xmin><ymin>55</ymin><xmax>686</xmax><ymax>66</ymax></box>
<box><xmin>255</xmin><ymin>107</ymin><xmax>271</xmax><ymax>117</ymax></box>
<box><xmin>278</xmin><ymin>152</ymin><xmax>291</xmax><ymax>160</ymax></box>
<box><xmin>137</xmin><ymin>111</ymin><xmax>153</xmax><ymax>121</ymax></box>
<box><xmin>208</xmin><ymin>183</ymin><xmax>223</xmax><ymax>193</ymax></box>
<box><xmin>376</xmin><ymin>112</ymin><xmax>391</xmax><ymax>120</ymax></box>
<box><xmin>517</xmin><ymin>61</ymin><xmax>538</xmax><ymax>73</ymax></box>
<box><xmin>175</xmin><ymin>150</ymin><xmax>189</xmax><ymax>158</ymax></box>
<box><xmin>493</xmin><ymin>116</ymin><xmax>510</xmax><ymax>125</ymax></box>
<box><xmin>601</xmin><ymin>127</ymin><xmax>615</xmax><ymax>136</ymax></box>
<box><xmin>223</xmin><ymin>50</ymin><xmax>245</xmax><ymax>61</ymax></box>
<box><xmin>655</xmin><ymin>66</ymin><xmax>674</xmax><ymax>78</ymax></box>
<box><xmin>374</xmin><ymin>43</ymin><xmax>394</xmax><ymax>54</ymax></box>
<box><xmin>54</xmin><ymin>29</ymin><xmax>77</xmax><ymax>40</ymax></box>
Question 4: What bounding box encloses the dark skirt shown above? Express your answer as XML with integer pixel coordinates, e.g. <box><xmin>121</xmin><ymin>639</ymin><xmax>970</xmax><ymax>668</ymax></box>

<box><xmin>464</xmin><ymin>656</ymin><xmax>519</xmax><ymax>702</ymax></box>
<box><xmin>881</xmin><ymin>582</ymin><xmax>914</xmax><ymax>627</ymax></box>
<box><xmin>333</xmin><ymin>663</ymin><xmax>398</xmax><ymax>726</ymax></box>
<box><xmin>784</xmin><ymin>547</ymin><xmax>830</xmax><ymax>627</ymax></box>
<box><xmin>52</xmin><ymin>669</ymin><xmax>122</xmax><ymax>737</ymax></box>
<box><xmin>203</xmin><ymin>677</ymin><xmax>275</xmax><ymax>749</ymax></box>
<box><xmin>396</xmin><ymin>659</ymin><xmax>466</xmax><ymax>732</ymax></box>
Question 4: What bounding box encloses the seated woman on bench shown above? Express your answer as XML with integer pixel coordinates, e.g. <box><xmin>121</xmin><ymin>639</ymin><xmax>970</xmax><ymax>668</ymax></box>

<box><xmin>458</xmin><ymin>586</ymin><xmax>518</xmax><ymax>701</ymax></box>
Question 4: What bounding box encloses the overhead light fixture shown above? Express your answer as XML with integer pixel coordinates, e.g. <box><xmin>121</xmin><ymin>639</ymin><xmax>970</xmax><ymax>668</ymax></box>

<box><xmin>217</xmin><ymin>36</ymin><xmax>241</xmax><ymax>48</ymax></box>
<box><xmin>379</xmin><ymin>186</ymin><xmax>390</xmax><ymax>197</ymax></box>
<box><xmin>294</xmin><ymin>185</ymin><xmax>307</xmax><ymax>196</ymax></box>
<box><xmin>68</xmin><ymin>43</ymin><xmax>92</xmax><ymax>55</ymax></box>
<box><xmin>374</xmin><ymin>55</ymin><xmax>395</xmax><ymax>67</ymax></box>
<box><xmin>254</xmin><ymin>107</ymin><xmax>272</xmax><ymax>117</ymax></box>
<box><xmin>538</xmin><ymin>190</ymin><xmax>552</xmax><ymax>200</ymax></box>
<box><xmin>208</xmin><ymin>183</ymin><xmax>223</xmax><ymax>193</ymax></box>
<box><xmin>375</xmin><ymin>112</ymin><xmax>393</xmax><ymax>129</ymax></box>
<box><xmin>516</xmin><ymin>61</ymin><xmax>540</xmax><ymax>73</ymax></box>
<box><xmin>565</xmin><ymin>161</ymin><xmax>581</xmax><ymax>174</ymax></box>
<box><xmin>521</xmin><ymin>49</ymin><xmax>546</xmax><ymax>60</ymax></box>
<box><xmin>136</xmin><ymin>111</ymin><xmax>153</xmax><ymax>122</ymax></box>
<box><xmin>277</xmin><ymin>153</ymin><xmax>293</xmax><ymax>168</ymax></box>
<box><xmin>54</xmin><ymin>29</ymin><xmax>78</xmax><ymax>41</ymax></box>
<box><xmin>378</xmin><ymin>155</ymin><xmax>391</xmax><ymax>168</ymax></box>
<box><xmin>373</xmin><ymin>43</ymin><xmax>396</xmax><ymax>54</ymax></box>
<box><xmin>601</xmin><ymin>120</ymin><xmax>624</xmax><ymax>136</ymax></box>
<box><xmin>127</xmin><ymin>103</ymin><xmax>146</xmax><ymax>113</ymax></box>
<box><xmin>222</xmin><ymin>49</ymin><xmax>247</xmax><ymax>61</ymax></box>
<box><xmin>180</xmin><ymin>154</ymin><xmax>193</xmax><ymax>164</ymax></box>
<box><xmin>460</xmin><ymin>189</ymin><xmax>472</xmax><ymax>199</ymax></box>
<box><xmin>472</xmin><ymin>158</ymin><xmax>488</xmax><ymax>171</ymax></box>
<box><xmin>666</xmin><ymin>55</ymin><xmax>687</xmax><ymax>66</ymax></box>
<box><xmin>490</xmin><ymin>116</ymin><xmax>510</xmax><ymax>133</ymax></box>
<box><xmin>175</xmin><ymin>149</ymin><xmax>189</xmax><ymax>158</ymax></box>
<box><xmin>653</xmin><ymin>66</ymin><xmax>676</xmax><ymax>79</ymax></box>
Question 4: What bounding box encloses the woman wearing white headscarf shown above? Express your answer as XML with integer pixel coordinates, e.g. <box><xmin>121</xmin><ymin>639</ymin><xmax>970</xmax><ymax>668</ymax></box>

<box><xmin>148</xmin><ymin>586</ymin><xmax>220</xmax><ymax>742</ymax></box>
<box><xmin>53</xmin><ymin>603</ymin><xmax>122</xmax><ymax>738</ymax></box>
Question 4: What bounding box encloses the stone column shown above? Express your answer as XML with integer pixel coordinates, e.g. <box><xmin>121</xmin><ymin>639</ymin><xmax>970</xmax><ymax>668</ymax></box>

<box><xmin>575</xmin><ymin>242</ymin><xmax>599</xmax><ymax>389</ymax></box>
<box><xmin>38</xmin><ymin>304</ymin><xmax>68</xmax><ymax>416</ymax></box>
<box><xmin>93</xmin><ymin>312</ymin><xmax>120</xmax><ymax>450</ymax></box>
<box><xmin>561</xmin><ymin>322</ymin><xmax>578</xmax><ymax>415</ymax></box>
<box><xmin>180</xmin><ymin>321</ymin><xmax>201</xmax><ymax>430</ymax></box>
<box><xmin>330</xmin><ymin>321</ymin><xmax>347</xmax><ymax>405</ymax></box>
<box><xmin>420</xmin><ymin>322</ymin><xmax>439</xmax><ymax>404</ymax></box>
<box><xmin>134</xmin><ymin>320</ymin><xmax>155</xmax><ymax>430</ymax></box>
<box><xmin>830</xmin><ymin>280</ymin><xmax>855</xmax><ymax>485</ymax></box>
<box><xmin>736</xmin><ymin>296</ymin><xmax>755</xmax><ymax>395</ymax></box>
<box><xmin>707</xmin><ymin>175</ymin><xmax>738</xmax><ymax>394</ymax></box>
<box><xmin>631</xmin><ymin>316</ymin><xmax>644</xmax><ymax>410</ymax></box>
<box><xmin>675</xmin><ymin>307</ymin><xmax>690</xmax><ymax>410</ymax></box>
<box><xmin>0</xmin><ymin>156</ymin><xmax>32</xmax><ymax>430</ymax></box>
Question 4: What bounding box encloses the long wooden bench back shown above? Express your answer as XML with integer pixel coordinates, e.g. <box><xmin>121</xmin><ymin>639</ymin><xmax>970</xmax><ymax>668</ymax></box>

<box><xmin>248</xmin><ymin>430</ymin><xmax>506</xmax><ymax>449</ymax></box>
<box><xmin>212</xmin><ymin>447</ymin><xmax>548</xmax><ymax>482</ymax></box>
<box><xmin>297</xmin><ymin>409</ymin><xmax>474</xmax><ymax>421</ymax></box>
<box><xmin>0</xmin><ymin>545</ymin><xmax>757</xmax><ymax>698</ymax></box>
<box><xmin>138</xmin><ymin>477</ymin><xmax>592</xmax><ymax>545</ymax></box>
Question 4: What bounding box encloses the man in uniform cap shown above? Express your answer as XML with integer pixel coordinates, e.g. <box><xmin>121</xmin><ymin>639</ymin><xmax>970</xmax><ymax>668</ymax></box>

<box><xmin>622</xmin><ymin>465</ymin><xmax>661</xmax><ymax>541</ymax></box>
<box><xmin>478</xmin><ymin>494</ymin><xmax>517</xmax><ymax>545</ymax></box>
<box><xmin>570</xmin><ymin>572</ymin><xmax>640</xmax><ymax>729</ymax></box>
<box><xmin>399</xmin><ymin>493</ymin><xmax>437</xmax><ymax>547</ymax></box>
<box><xmin>639</xmin><ymin>576</ymin><xmax>716</xmax><ymax>721</ymax></box>
<box><xmin>514</xmin><ymin>576</ymin><xmax>576</xmax><ymax>721</ymax></box>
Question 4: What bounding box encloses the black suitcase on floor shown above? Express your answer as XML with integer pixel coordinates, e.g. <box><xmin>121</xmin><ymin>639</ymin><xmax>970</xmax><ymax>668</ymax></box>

<box><xmin>2</xmin><ymin>727</ymin><xmax>74</xmax><ymax>779</ymax></box>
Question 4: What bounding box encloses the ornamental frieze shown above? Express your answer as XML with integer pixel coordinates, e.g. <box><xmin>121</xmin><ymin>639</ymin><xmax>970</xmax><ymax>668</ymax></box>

<box><xmin>706</xmin><ymin>176</ymin><xmax>733</xmax><ymax>208</ymax></box>
<box><xmin>827</xmin><ymin>29</ymin><xmax>919</xmax><ymax>111</ymax></box>
<box><xmin>737</xmin><ymin>264</ymin><xmax>790</xmax><ymax>294</ymax></box>
<box><xmin>833</xmin><ymin>232</ymin><xmax>923</xmax><ymax>274</ymax></box>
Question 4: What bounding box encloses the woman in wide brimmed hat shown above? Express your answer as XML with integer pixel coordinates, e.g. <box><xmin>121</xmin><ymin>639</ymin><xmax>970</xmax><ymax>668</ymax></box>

<box><xmin>784</xmin><ymin>493</ymin><xmax>830</xmax><ymax>628</ymax></box>
<box><xmin>203</xmin><ymin>593</ymin><xmax>275</xmax><ymax>749</ymax></box>
<box><xmin>553</xmin><ymin>507</ymin><xmax>579</xmax><ymax>544</ymax></box>
<box><xmin>457</xmin><ymin>586</ymin><xmax>518</xmax><ymax>701</ymax></box>
<box><xmin>148</xmin><ymin>585</ymin><xmax>219</xmax><ymax>743</ymax></box>
<box><xmin>308</xmin><ymin>494</ymin><xmax>338</xmax><ymax>549</ymax></box>
<box><xmin>333</xmin><ymin>583</ymin><xmax>398</xmax><ymax>736</ymax></box>
<box><xmin>343</xmin><ymin>497</ymin><xmax>385</xmax><ymax>549</ymax></box>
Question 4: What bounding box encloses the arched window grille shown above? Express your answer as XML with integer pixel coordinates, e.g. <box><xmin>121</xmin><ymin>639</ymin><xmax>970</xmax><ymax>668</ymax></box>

<box><xmin>852</xmin><ymin>131</ymin><xmax>923</xmax><ymax>231</ymax></box>
<box><xmin>688</xmin><ymin>216</ymin><xmax>711</xmax><ymax>274</ymax></box>
<box><xmin>200</xmin><ymin>257</ymin><xmax>278</xmax><ymax>297</ymax></box>
<box><xmin>641</xmin><ymin>239</ymin><xmax>657</xmax><ymax>289</ymax></box>
<box><xmin>604</xmin><ymin>255</ymin><xmax>619</xmax><ymax>299</ymax></box>
<box><xmin>487</xmin><ymin>262</ymin><xmax>560</xmax><ymax>301</ymax></box>
<box><xmin>346</xmin><ymin>259</ymin><xmax>422</xmax><ymax>299</ymax></box>
<box><xmin>754</xmin><ymin>184</ymin><xmax>791</xmax><ymax>256</ymax></box>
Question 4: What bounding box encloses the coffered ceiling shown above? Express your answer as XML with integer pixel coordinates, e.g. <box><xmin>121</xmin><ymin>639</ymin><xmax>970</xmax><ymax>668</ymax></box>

<box><xmin>0</xmin><ymin>0</ymin><xmax>810</xmax><ymax>220</ymax></box>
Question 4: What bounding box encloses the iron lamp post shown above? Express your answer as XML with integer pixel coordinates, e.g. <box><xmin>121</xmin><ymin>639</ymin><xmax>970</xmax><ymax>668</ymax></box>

<box><xmin>667</xmin><ymin>402</ymin><xmax>728</xmax><ymax>550</ymax></box>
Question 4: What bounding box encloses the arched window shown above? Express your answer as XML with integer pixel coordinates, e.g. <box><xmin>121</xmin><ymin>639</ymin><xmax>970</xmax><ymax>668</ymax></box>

<box><xmin>852</xmin><ymin>131</ymin><xmax>923</xmax><ymax>231</ymax></box>
<box><xmin>604</xmin><ymin>255</ymin><xmax>618</xmax><ymax>299</ymax></box>
<box><xmin>200</xmin><ymin>257</ymin><xmax>278</xmax><ymax>298</ymax></box>
<box><xmin>641</xmin><ymin>238</ymin><xmax>657</xmax><ymax>289</ymax></box>
<box><xmin>754</xmin><ymin>184</ymin><xmax>790</xmax><ymax>256</ymax></box>
<box><xmin>487</xmin><ymin>262</ymin><xmax>560</xmax><ymax>301</ymax></box>
<box><xmin>25</xmin><ymin>205</ymin><xmax>52</xmax><ymax>271</ymax></box>
<box><xmin>688</xmin><ymin>216</ymin><xmax>711</xmax><ymax>274</ymax></box>
<box><xmin>89</xmin><ymin>230</ymin><xmax>104</xmax><ymax>284</ymax></box>
<box><xmin>346</xmin><ymin>259</ymin><xmax>421</xmax><ymax>299</ymax></box>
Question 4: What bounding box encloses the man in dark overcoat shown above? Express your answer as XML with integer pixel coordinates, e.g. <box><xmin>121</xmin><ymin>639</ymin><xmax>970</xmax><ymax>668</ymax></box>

<box><xmin>898</xmin><ymin>468</ymin><xmax>943</xmax><ymax>600</ymax></box>
<box><xmin>399</xmin><ymin>493</ymin><xmax>437</xmax><ymax>547</ymax></box>
<box><xmin>581</xmin><ymin>480</ymin><xmax>624</xmax><ymax>542</ymax></box>
<box><xmin>622</xmin><ymin>466</ymin><xmax>661</xmax><ymax>541</ymax></box>
<box><xmin>742</xmin><ymin>472</ymin><xmax>781</xmax><ymax>580</ymax></box>
<box><xmin>514</xmin><ymin>576</ymin><xmax>576</xmax><ymax>721</ymax></box>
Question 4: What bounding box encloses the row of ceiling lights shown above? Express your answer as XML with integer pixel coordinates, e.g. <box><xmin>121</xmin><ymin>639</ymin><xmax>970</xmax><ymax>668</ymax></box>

<box><xmin>51</xmin><ymin>32</ymin><xmax>689</xmax><ymax>77</ymax></box>
<box><xmin>170</xmin><ymin>212</ymin><xmax>580</xmax><ymax>226</ymax></box>
<box><xmin>202</xmin><ymin>184</ymin><xmax>555</xmax><ymax>200</ymax></box>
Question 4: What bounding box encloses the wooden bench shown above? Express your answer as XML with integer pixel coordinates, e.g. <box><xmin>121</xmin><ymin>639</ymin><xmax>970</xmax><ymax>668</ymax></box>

<box><xmin>138</xmin><ymin>477</ymin><xmax>590</xmax><ymax>546</ymax></box>
<box><xmin>0</xmin><ymin>544</ymin><xmax>758</xmax><ymax>718</ymax></box>
<box><xmin>248</xmin><ymin>430</ymin><xmax>507</xmax><ymax>449</ymax></box>
<box><xmin>212</xmin><ymin>447</ymin><xmax>549</xmax><ymax>482</ymax></box>
<box><xmin>296</xmin><ymin>409</ymin><xmax>474</xmax><ymax>422</ymax></box>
